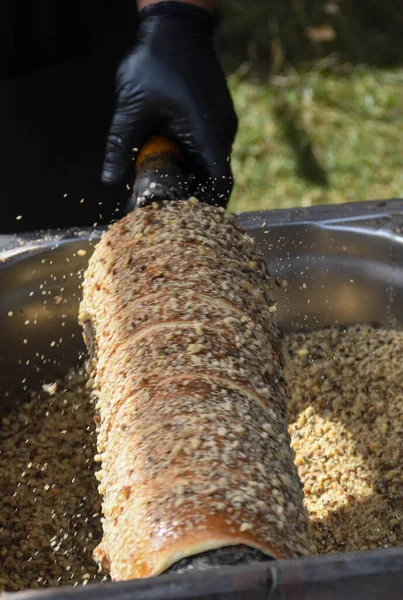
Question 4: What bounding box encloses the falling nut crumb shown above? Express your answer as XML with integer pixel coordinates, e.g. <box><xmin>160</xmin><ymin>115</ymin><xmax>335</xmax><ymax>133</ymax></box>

<box><xmin>42</xmin><ymin>382</ymin><xmax>57</xmax><ymax>395</ymax></box>
<box><xmin>188</xmin><ymin>343</ymin><xmax>203</xmax><ymax>354</ymax></box>
<box><xmin>297</xmin><ymin>348</ymin><xmax>308</xmax><ymax>358</ymax></box>
<box><xmin>190</xmin><ymin>438</ymin><xmax>201</xmax><ymax>450</ymax></box>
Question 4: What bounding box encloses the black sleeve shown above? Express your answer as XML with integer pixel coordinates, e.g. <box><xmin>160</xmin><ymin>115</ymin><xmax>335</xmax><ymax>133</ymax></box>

<box><xmin>0</xmin><ymin>1</ymin><xmax>138</xmax><ymax>78</ymax></box>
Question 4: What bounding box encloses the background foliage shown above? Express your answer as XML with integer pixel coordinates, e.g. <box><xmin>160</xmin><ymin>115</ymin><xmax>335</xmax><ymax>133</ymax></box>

<box><xmin>214</xmin><ymin>1</ymin><xmax>403</xmax><ymax>212</ymax></box>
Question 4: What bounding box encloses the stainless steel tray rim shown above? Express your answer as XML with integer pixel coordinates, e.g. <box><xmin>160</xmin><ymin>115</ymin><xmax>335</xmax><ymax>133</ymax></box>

<box><xmin>1</xmin><ymin>198</ymin><xmax>403</xmax><ymax>598</ymax></box>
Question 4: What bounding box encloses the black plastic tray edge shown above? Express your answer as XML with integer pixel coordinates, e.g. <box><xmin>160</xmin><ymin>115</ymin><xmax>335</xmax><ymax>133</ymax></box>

<box><xmin>7</xmin><ymin>546</ymin><xmax>403</xmax><ymax>600</ymax></box>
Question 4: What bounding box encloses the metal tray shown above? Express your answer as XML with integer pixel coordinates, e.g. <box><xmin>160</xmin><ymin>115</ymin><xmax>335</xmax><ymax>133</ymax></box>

<box><xmin>1</xmin><ymin>199</ymin><xmax>403</xmax><ymax>598</ymax></box>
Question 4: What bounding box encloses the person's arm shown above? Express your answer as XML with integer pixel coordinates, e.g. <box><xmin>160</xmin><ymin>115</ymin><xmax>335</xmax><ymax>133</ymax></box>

<box><xmin>102</xmin><ymin>0</ymin><xmax>237</xmax><ymax>208</ymax></box>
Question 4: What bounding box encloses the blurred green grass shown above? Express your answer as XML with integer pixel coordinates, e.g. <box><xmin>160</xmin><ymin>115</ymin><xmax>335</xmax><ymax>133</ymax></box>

<box><xmin>228</xmin><ymin>68</ymin><xmax>403</xmax><ymax>213</ymax></box>
<box><xmin>215</xmin><ymin>1</ymin><xmax>403</xmax><ymax>213</ymax></box>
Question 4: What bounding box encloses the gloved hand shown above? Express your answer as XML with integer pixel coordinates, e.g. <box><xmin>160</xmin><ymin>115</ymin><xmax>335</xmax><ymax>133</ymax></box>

<box><xmin>101</xmin><ymin>1</ymin><xmax>238</xmax><ymax>208</ymax></box>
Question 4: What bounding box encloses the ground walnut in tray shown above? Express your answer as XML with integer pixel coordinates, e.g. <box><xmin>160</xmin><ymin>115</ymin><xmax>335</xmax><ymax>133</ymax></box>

<box><xmin>286</xmin><ymin>325</ymin><xmax>403</xmax><ymax>555</ymax></box>
<box><xmin>0</xmin><ymin>370</ymin><xmax>104</xmax><ymax>592</ymax></box>
<box><xmin>1</xmin><ymin>325</ymin><xmax>402</xmax><ymax>592</ymax></box>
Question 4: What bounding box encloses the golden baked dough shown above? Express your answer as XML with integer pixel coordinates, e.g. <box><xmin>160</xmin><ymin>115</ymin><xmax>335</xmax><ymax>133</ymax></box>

<box><xmin>79</xmin><ymin>199</ymin><xmax>308</xmax><ymax>581</ymax></box>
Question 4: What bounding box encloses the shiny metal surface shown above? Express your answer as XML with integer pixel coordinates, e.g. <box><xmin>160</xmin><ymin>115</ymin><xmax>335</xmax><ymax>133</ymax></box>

<box><xmin>1</xmin><ymin>199</ymin><xmax>403</xmax><ymax>599</ymax></box>
<box><xmin>1</xmin><ymin>199</ymin><xmax>403</xmax><ymax>414</ymax></box>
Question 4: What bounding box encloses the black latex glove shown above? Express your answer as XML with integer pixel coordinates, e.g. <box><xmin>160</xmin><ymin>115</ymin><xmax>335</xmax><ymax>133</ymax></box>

<box><xmin>101</xmin><ymin>1</ymin><xmax>238</xmax><ymax>208</ymax></box>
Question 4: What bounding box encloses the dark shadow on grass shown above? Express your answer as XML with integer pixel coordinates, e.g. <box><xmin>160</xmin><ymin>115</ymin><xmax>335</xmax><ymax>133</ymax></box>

<box><xmin>215</xmin><ymin>0</ymin><xmax>403</xmax><ymax>77</ymax></box>
<box><xmin>274</xmin><ymin>100</ymin><xmax>329</xmax><ymax>187</ymax></box>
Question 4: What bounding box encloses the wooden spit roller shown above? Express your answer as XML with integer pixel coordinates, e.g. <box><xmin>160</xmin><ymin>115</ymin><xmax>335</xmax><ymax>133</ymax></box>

<box><xmin>79</xmin><ymin>138</ymin><xmax>308</xmax><ymax>581</ymax></box>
